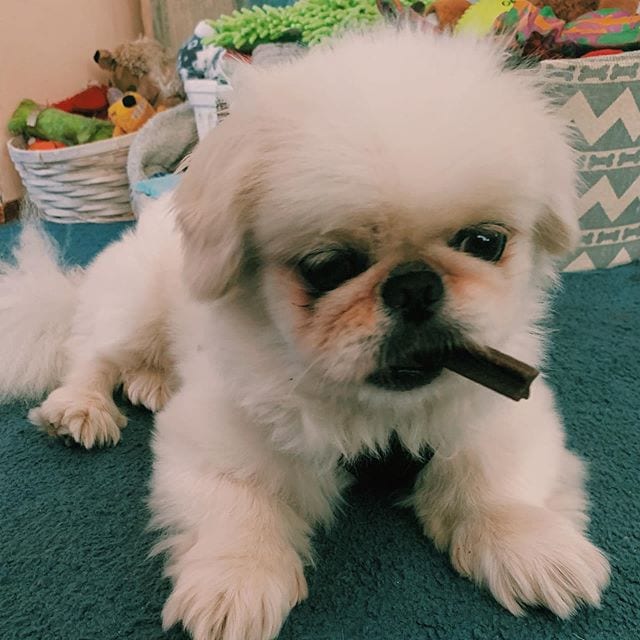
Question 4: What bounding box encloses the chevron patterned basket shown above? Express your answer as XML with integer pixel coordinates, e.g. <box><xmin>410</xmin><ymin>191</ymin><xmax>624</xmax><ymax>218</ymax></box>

<box><xmin>542</xmin><ymin>52</ymin><xmax>640</xmax><ymax>272</ymax></box>
<box><xmin>7</xmin><ymin>134</ymin><xmax>137</xmax><ymax>223</ymax></box>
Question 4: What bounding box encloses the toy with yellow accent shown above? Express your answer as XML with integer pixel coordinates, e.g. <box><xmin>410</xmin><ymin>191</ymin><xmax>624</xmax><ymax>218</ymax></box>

<box><xmin>94</xmin><ymin>37</ymin><xmax>184</xmax><ymax>110</ymax></box>
<box><xmin>107</xmin><ymin>92</ymin><xmax>156</xmax><ymax>137</ymax></box>
<box><xmin>425</xmin><ymin>0</ymin><xmax>638</xmax><ymax>31</ymax></box>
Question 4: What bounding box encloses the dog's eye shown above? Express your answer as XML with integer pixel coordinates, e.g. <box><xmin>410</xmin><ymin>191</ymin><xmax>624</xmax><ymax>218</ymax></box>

<box><xmin>449</xmin><ymin>227</ymin><xmax>507</xmax><ymax>263</ymax></box>
<box><xmin>298</xmin><ymin>248</ymin><xmax>368</xmax><ymax>294</ymax></box>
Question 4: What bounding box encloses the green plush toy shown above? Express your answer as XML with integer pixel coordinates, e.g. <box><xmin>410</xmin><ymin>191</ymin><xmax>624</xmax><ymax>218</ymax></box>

<box><xmin>8</xmin><ymin>99</ymin><xmax>114</xmax><ymax>146</ymax></box>
<box><xmin>204</xmin><ymin>0</ymin><xmax>395</xmax><ymax>53</ymax></box>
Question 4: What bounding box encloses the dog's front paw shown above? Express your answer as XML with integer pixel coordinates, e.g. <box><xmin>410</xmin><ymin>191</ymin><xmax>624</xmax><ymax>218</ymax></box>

<box><xmin>162</xmin><ymin>548</ymin><xmax>307</xmax><ymax>640</ymax></box>
<box><xmin>122</xmin><ymin>367</ymin><xmax>172</xmax><ymax>412</ymax></box>
<box><xmin>450</xmin><ymin>504</ymin><xmax>610</xmax><ymax>618</ymax></box>
<box><xmin>29</xmin><ymin>386</ymin><xmax>126</xmax><ymax>448</ymax></box>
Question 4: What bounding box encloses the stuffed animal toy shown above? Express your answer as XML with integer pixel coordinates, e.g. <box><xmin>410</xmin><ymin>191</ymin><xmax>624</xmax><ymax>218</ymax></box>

<box><xmin>94</xmin><ymin>37</ymin><xmax>184</xmax><ymax>110</ymax></box>
<box><xmin>107</xmin><ymin>92</ymin><xmax>156</xmax><ymax>136</ymax></box>
<box><xmin>52</xmin><ymin>85</ymin><xmax>109</xmax><ymax>118</ymax></box>
<box><xmin>8</xmin><ymin>99</ymin><xmax>113</xmax><ymax>146</ymax></box>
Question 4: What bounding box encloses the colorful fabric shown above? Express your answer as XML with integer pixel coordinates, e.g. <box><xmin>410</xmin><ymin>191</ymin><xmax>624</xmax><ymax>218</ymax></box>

<box><xmin>563</xmin><ymin>9</ymin><xmax>640</xmax><ymax>48</ymax></box>
<box><xmin>496</xmin><ymin>4</ymin><xmax>640</xmax><ymax>58</ymax></box>
<box><xmin>497</xmin><ymin>1</ymin><xmax>563</xmax><ymax>41</ymax></box>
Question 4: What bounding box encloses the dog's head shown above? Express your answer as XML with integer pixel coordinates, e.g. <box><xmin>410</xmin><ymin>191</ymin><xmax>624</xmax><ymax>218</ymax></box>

<box><xmin>175</xmin><ymin>29</ymin><xmax>578</xmax><ymax>393</ymax></box>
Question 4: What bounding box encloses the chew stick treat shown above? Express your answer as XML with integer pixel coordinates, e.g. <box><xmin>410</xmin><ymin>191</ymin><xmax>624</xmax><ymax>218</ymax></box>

<box><xmin>443</xmin><ymin>345</ymin><xmax>540</xmax><ymax>401</ymax></box>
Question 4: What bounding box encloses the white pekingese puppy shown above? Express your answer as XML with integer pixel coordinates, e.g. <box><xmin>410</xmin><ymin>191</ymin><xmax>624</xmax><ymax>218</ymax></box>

<box><xmin>1</xmin><ymin>27</ymin><xmax>610</xmax><ymax>640</ymax></box>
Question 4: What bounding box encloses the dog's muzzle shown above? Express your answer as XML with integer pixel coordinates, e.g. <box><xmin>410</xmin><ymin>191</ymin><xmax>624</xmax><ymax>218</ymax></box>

<box><xmin>368</xmin><ymin>261</ymin><xmax>456</xmax><ymax>391</ymax></box>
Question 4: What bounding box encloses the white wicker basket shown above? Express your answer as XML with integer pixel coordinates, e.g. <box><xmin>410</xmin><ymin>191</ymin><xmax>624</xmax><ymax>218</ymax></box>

<box><xmin>7</xmin><ymin>134</ymin><xmax>137</xmax><ymax>223</ymax></box>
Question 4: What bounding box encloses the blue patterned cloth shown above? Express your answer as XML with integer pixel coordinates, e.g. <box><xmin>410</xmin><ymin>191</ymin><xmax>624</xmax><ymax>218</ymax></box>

<box><xmin>177</xmin><ymin>21</ymin><xmax>233</xmax><ymax>83</ymax></box>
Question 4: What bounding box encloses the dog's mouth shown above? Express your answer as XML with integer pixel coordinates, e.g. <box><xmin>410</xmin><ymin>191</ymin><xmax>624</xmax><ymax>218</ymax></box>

<box><xmin>366</xmin><ymin>350</ymin><xmax>448</xmax><ymax>391</ymax></box>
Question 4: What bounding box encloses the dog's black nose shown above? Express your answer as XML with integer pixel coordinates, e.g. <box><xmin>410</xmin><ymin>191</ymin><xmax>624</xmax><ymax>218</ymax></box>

<box><xmin>381</xmin><ymin>261</ymin><xmax>444</xmax><ymax>322</ymax></box>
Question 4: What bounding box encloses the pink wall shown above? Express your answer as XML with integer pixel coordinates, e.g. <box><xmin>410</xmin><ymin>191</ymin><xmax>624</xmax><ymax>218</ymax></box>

<box><xmin>0</xmin><ymin>0</ymin><xmax>143</xmax><ymax>202</ymax></box>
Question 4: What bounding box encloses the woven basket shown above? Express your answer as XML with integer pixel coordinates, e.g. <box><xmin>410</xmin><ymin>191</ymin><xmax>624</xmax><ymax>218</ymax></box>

<box><xmin>542</xmin><ymin>51</ymin><xmax>640</xmax><ymax>272</ymax></box>
<box><xmin>7</xmin><ymin>134</ymin><xmax>137</xmax><ymax>223</ymax></box>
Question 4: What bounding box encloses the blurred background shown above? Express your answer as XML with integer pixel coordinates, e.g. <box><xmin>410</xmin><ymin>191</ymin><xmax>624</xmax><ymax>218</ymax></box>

<box><xmin>0</xmin><ymin>0</ymin><xmax>293</xmax><ymax>220</ymax></box>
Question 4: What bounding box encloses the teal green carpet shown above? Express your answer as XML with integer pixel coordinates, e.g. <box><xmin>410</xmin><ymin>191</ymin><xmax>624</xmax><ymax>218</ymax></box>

<box><xmin>1</xmin><ymin>221</ymin><xmax>638</xmax><ymax>640</ymax></box>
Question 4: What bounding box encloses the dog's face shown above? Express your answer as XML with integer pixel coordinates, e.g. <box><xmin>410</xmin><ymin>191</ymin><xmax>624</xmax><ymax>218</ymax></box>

<box><xmin>175</xmin><ymin>30</ymin><xmax>578</xmax><ymax>394</ymax></box>
<box><xmin>261</xmin><ymin>216</ymin><xmax>524</xmax><ymax>391</ymax></box>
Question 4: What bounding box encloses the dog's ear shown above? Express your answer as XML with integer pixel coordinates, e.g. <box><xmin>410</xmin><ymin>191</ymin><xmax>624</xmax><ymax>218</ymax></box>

<box><xmin>534</xmin><ymin>142</ymin><xmax>580</xmax><ymax>257</ymax></box>
<box><xmin>174</xmin><ymin>111</ymin><xmax>262</xmax><ymax>300</ymax></box>
<box><xmin>535</xmin><ymin>197</ymin><xmax>580</xmax><ymax>257</ymax></box>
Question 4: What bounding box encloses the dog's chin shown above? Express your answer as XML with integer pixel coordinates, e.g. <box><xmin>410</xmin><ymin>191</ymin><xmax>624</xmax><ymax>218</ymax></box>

<box><xmin>366</xmin><ymin>351</ymin><xmax>447</xmax><ymax>392</ymax></box>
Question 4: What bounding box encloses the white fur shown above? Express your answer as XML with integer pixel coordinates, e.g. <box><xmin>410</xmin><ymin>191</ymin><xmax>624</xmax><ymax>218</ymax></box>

<box><xmin>0</xmin><ymin>225</ymin><xmax>80</xmax><ymax>400</ymax></box>
<box><xmin>1</xmin><ymin>29</ymin><xmax>609</xmax><ymax>640</ymax></box>
<box><xmin>20</xmin><ymin>203</ymin><xmax>181</xmax><ymax>446</ymax></box>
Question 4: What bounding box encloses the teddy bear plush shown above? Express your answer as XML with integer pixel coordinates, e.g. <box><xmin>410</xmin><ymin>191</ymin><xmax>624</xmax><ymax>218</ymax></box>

<box><xmin>94</xmin><ymin>37</ymin><xmax>184</xmax><ymax>110</ymax></box>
